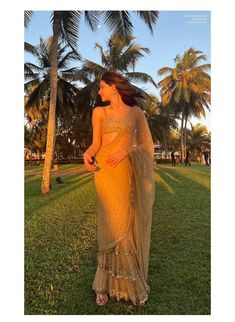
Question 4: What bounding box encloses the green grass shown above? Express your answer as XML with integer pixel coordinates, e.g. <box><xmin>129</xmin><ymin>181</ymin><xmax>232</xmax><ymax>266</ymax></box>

<box><xmin>25</xmin><ymin>162</ymin><xmax>210</xmax><ymax>315</ymax></box>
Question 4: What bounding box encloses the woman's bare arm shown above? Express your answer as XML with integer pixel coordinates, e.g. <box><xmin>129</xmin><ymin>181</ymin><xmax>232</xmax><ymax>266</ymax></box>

<box><xmin>83</xmin><ymin>107</ymin><xmax>103</xmax><ymax>172</ymax></box>
<box><xmin>85</xmin><ymin>107</ymin><xmax>103</xmax><ymax>156</ymax></box>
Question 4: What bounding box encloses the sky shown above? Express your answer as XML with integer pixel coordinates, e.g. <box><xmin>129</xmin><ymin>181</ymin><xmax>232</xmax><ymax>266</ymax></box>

<box><xmin>25</xmin><ymin>10</ymin><xmax>211</xmax><ymax>131</ymax></box>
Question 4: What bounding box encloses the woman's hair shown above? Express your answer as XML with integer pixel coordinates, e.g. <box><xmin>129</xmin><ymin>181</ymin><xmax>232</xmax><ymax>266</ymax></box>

<box><xmin>101</xmin><ymin>71</ymin><xmax>145</xmax><ymax>106</ymax></box>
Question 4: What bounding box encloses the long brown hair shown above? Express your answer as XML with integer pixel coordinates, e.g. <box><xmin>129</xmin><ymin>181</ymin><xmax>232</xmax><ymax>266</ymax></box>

<box><xmin>101</xmin><ymin>71</ymin><xmax>144</xmax><ymax>106</ymax></box>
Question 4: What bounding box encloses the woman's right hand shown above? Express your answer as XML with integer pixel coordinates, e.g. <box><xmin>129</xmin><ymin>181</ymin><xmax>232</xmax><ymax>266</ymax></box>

<box><xmin>83</xmin><ymin>152</ymin><xmax>97</xmax><ymax>172</ymax></box>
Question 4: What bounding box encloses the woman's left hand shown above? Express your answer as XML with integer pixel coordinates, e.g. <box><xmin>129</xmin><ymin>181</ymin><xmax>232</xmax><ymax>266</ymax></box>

<box><xmin>106</xmin><ymin>149</ymin><xmax>128</xmax><ymax>167</ymax></box>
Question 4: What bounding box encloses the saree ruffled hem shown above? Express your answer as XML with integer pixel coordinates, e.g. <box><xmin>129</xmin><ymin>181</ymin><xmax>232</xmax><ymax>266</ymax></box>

<box><xmin>92</xmin><ymin>269</ymin><xmax>150</xmax><ymax>306</ymax></box>
<box><xmin>92</xmin><ymin>237</ymin><xmax>150</xmax><ymax>306</ymax></box>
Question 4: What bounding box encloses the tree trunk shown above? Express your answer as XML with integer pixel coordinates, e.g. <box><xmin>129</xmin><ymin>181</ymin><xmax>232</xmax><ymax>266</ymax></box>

<box><xmin>180</xmin><ymin>111</ymin><xmax>185</xmax><ymax>164</ymax></box>
<box><xmin>184</xmin><ymin>115</ymin><xmax>188</xmax><ymax>153</ymax></box>
<box><xmin>38</xmin><ymin>150</ymin><xmax>42</xmax><ymax>161</ymax></box>
<box><xmin>163</xmin><ymin>136</ymin><xmax>168</xmax><ymax>158</ymax></box>
<box><xmin>41</xmin><ymin>11</ymin><xmax>62</xmax><ymax>193</ymax></box>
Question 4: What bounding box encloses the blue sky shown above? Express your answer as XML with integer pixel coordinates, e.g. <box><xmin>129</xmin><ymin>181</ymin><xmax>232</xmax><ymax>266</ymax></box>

<box><xmin>25</xmin><ymin>11</ymin><xmax>211</xmax><ymax>131</ymax></box>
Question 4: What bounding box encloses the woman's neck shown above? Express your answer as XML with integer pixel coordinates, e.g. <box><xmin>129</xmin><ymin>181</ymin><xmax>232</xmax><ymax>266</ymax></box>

<box><xmin>109</xmin><ymin>94</ymin><xmax>128</xmax><ymax>111</ymax></box>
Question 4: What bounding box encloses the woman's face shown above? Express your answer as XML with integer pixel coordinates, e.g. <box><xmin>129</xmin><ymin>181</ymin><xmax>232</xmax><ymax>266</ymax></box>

<box><xmin>98</xmin><ymin>80</ymin><xmax>115</xmax><ymax>102</ymax></box>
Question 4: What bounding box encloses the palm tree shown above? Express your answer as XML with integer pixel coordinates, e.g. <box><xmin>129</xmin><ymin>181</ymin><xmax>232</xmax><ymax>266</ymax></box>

<box><xmin>24</xmin><ymin>121</ymin><xmax>47</xmax><ymax>161</ymax></box>
<box><xmin>157</xmin><ymin>47</ymin><xmax>211</xmax><ymax>163</ymax></box>
<box><xmin>25</xmin><ymin>37</ymin><xmax>83</xmax><ymax>167</ymax></box>
<box><xmin>186</xmin><ymin>123</ymin><xmax>210</xmax><ymax>158</ymax></box>
<box><xmin>168</xmin><ymin>129</ymin><xmax>181</xmax><ymax>152</ymax></box>
<box><xmin>24</xmin><ymin>93</ymin><xmax>48</xmax><ymax>129</ymax></box>
<box><xmin>25</xmin><ymin>10</ymin><xmax>159</xmax><ymax>193</ymax></box>
<box><xmin>25</xmin><ymin>125</ymin><xmax>34</xmax><ymax>159</ymax></box>
<box><xmin>72</xmin><ymin>33</ymin><xmax>158</xmax><ymax>119</ymax></box>
<box><xmin>25</xmin><ymin>37</ymin><xmax>81</xmax><ymax>121</ymax></box>
<box><xmin>143</xmin><ymin>95</ymin><xmax>178</xmax><ymax>157</ymax></box>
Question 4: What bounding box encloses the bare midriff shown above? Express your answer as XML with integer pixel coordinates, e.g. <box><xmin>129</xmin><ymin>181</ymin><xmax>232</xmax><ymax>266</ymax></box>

<box><xmin>101</xmin><ymin>131</ymin><xmax>120</xmax><ymax>147</ymax></box>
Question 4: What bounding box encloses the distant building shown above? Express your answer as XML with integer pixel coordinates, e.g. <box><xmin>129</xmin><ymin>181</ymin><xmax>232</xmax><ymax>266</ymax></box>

<box><xmin>154</xmin><ymin>143</ymin><xmax>173</xmax><ymax>159</ymax></box>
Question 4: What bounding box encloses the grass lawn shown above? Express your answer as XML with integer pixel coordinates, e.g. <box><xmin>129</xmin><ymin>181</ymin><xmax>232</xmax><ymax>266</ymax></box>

<box><xmin>25</xmin><ymin>162</ymin><xmax>210</xmax><ymax>315</ymax></box>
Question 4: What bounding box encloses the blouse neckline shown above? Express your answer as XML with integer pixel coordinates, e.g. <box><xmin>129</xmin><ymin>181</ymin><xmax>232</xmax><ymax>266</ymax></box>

<box><xmin>103</xmin><ymin>107</ymin><xmax>132</xmax><ymax>123</ymax></box>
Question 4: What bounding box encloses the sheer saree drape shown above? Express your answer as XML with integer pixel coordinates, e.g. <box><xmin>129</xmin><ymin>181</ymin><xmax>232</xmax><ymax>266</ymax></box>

<box><xmin>92</xmin><ymin>106</ymin><xmax>155</xmax><ymax>305</ymax></box>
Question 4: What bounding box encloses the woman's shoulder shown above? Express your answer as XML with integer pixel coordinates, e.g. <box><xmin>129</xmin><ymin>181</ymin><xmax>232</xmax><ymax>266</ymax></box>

<box><xmin>93</xmin><ymin>106</ymin><xmax>105</xmax><ymax>112</ymax></box>
<box><xmin>93</xmin><ymin>106</ymin><xmax>107</xmax><ymax>117</ymax></box>
<box><xmin>93</xmin><ymin>105</ymin><xmax>111</xmax><ymax>114</ymax></box>
<box><xmin>92</xmin><ymin>106</ymin><xmax>106</xmax><ymax>124</ymax></box>
<box><xmin>132</xmin><ymin>106</ymin><xmax>145</xmax><ymax>118</ymax></box>
<box><xmin>132</xmin><ymin>105</ymin><xmax>144</xmax><ymax>112</ymax></box>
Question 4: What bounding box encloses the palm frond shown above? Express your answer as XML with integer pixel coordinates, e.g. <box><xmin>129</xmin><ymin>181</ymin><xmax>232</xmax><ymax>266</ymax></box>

<box><xmin>51</xmin><ymin>11</ymin><xmax>81</xmax><ymax>53</ymax></box>
<box><xmin>182</xmin><ymin>87</ymin><xmax>191</xmax><ymax>104</ymax></box>
<box><xmin>174</xmin><ymin>83</ymin><xmax>183</xmax><ymax>104</ymax></box>
<box><xmin>119</xmin><ymin>44</ymin><xmax>150</xmax><ymax>71</ymax></box>
<box><xmin>24</xmin><ymin>78</ymin><xmax>42</xmax><ymax>94</ymax></box>
<box><xmin>25</xmin><ymin>78</ymin><xmax>50</xmax><ymax>108</ymax></box>
<box><xmin>24</xmin><ymin>11</ymin><xmax>33</xmax><ymax>29</ymax></box>
<box><xmin>135</xmin><ymin>11</ymin><xmax>159</xmax><ymax>34</ymax></box>
<box><xmin>158</xmin><ymin>67</ymin><xmax>173</xmax><ymax>76</ymax></box>
<box><xmin>58</xmin><ymin>50</ymin><xmax>82</xmax><ymax>69</ymax></box>
<box><xmin>82</xmin><ymin>59</ymin><xmax>106</xmax><ymax>79</ymax></box>
<box><xmin>94</xmin><ymin>42</ymin><xmax>109</xmax><ymax>67</ymax></box>
<box><xmin>131</xmin><ymin>84</ymin><xmax>153</xmax><ymax>101</ymax></box>
<box><xmin>66</xmin><ymin>68</ymin><xmax>92</xmax><ymax>85</ymax></box>
<box><xmin>84</xmin><ymin>11</ymin><xmax>100</xmax><ymax>31</ymax></box>
<box><xmin>24</xmin><ymin>70</ymin><xmax>41</xmax><ymax>82</ymax></box>
<box><xmin>57</xmin><ymin>78</ymin><xmax>80</xmax><ymax>115</ymax></box>
<box><xmin>24</xmin><ymin>42</ymin><xmax>37</xmax><ymax>55</ymax></box>
<box><xmin>125</xmin><ymin>72</ymin><xmax>158</xmax><ymax>88</ymax></box>
<box><xmin>24</xmin><ymin>62</ymin><xmax>44</xmax><ymax>73</ymax></box>
<box><xmin>157</xmin><ymin>75</ymin><xmax>174</xmax><ymax>89</ymax></box>
<box><xmin>102</xmin><ymin>11</ymin><xmax>133</xmax><ymax>38</ymax></box>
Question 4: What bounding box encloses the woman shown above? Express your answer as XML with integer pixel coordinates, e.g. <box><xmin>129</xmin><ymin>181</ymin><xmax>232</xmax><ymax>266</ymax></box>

<box><xmin>83</xmin><ymin>71</ymin><xmax>155</xmax><ymax>306</ymax></box>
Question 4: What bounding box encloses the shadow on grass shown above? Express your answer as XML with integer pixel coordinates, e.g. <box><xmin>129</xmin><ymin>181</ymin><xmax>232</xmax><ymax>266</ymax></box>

<box><xmin>148</xmin><ymin>164</ymin><xmax>210</xmax><ymax>314</ymax></box>
<box><xmin>157</xmin><ymin>163</ymin><xmax>210</xmax><ymax>191</ymax></box>
<box><xmin>25</xmin><ymin>171</ymin><xmax>95</xmax><ymax>219</ymax></box>
<box><xmin>25</xmin><ymin>165</ymin><xmax>85</xmax><ymax>183</ymax></box>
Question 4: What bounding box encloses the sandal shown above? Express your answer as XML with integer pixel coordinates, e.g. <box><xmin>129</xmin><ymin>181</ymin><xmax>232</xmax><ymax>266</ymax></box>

<box><xmin>96</xmin><ymin>293</ymin><xmax>109</xmax><ymax>306</ymax></box>
<box><xmin>136</xmin><ymin>300</ymin><xmax>146</xmax><ymax>306</ymax></box>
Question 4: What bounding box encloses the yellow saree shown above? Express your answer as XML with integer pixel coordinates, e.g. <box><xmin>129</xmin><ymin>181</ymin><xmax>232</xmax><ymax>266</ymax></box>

<box><xmin>92</xmin><ymin>106</ymin><xmax>155</xmax><ymax>305</ymax></box>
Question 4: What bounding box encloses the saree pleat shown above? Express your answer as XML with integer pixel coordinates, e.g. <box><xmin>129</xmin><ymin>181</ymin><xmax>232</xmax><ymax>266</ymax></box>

<box><xmin>92</xmin><ymin>106</ymin><xmax>155</xmax><ymax>305</ymax></box>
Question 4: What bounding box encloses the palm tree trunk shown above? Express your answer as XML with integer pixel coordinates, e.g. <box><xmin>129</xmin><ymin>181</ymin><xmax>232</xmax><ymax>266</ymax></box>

<box><xmin>184</xmin><ymin>115</ymin><xmax>188</xmax><ymax>152</ymax></box>
<box><xmin>180</xmin><ymin>111</ymin><xmax>185</xmax><ymax>164</ymax></box>
<box><xmin>68</xmin><ymin>141</ymin><xmax>72</xmax><ymax>163</ymax></box>
<box><xmin>163</xmin><ymin>136</ymin><xmax>168</xmax><ymax>158</ymax></box>
<box><xmin>41</xmin><ymin>11</ymin><xmax>62</xmax><ymax>193</ymax></box>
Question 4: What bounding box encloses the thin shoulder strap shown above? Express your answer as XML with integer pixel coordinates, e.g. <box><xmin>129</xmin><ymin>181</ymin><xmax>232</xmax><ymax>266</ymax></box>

<box><xmin>103</xmin><ymin>107</ymin><xmax>107</xmax><ymax>119</ymax></box>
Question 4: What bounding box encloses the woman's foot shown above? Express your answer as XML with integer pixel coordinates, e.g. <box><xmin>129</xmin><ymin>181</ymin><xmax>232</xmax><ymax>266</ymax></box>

<box><xmin>96</xmin><ymin>293</ymin><xmax>109</xmax><ymax>305</ymax></box>
<box><xmin>136</xmin><ymin>299</ymin><xmax>147</xmax><ymax>306</ymax></box>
